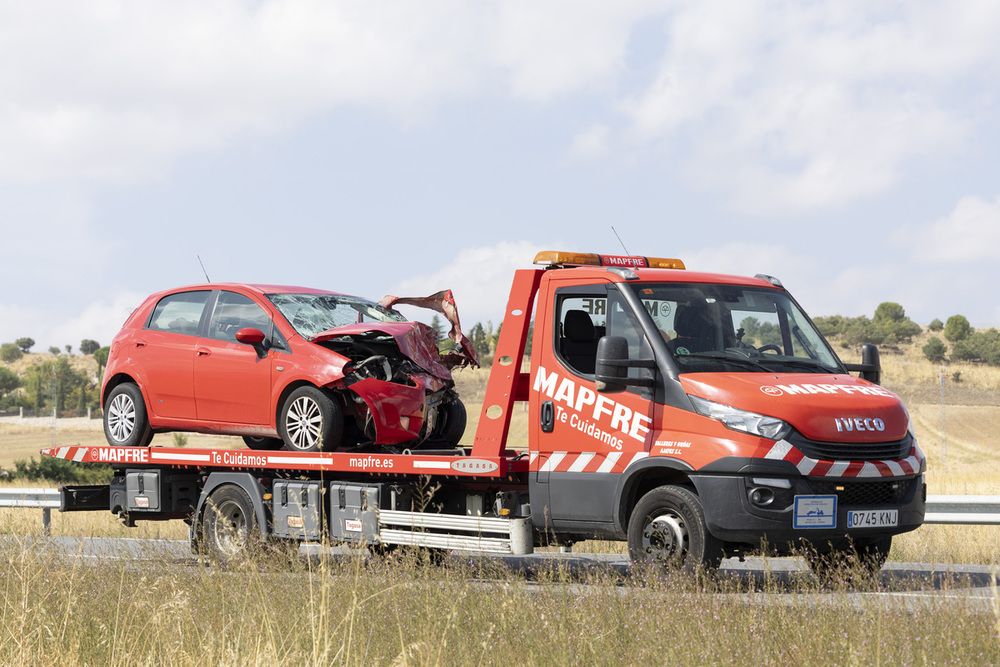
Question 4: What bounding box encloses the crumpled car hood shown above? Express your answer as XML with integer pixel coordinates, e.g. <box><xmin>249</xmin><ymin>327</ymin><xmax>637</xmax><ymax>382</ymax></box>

<box><xmin>310</xmin><ymin>321</ymin><xmax>453</xmax><ymax>381</ymax></box>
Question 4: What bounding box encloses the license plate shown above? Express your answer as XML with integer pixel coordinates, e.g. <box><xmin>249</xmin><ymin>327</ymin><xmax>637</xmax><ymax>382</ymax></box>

<box><xmin>847</xmin><ymin>509</ymin><xmax>898</xmax><ymax>528</ymax></box>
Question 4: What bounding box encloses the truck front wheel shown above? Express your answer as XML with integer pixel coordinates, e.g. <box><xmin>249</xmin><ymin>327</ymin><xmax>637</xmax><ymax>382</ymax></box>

<box><xmin>627</xmin><ymin>486</ymin><xmax>724</xmax><ymax>573</ymax></box>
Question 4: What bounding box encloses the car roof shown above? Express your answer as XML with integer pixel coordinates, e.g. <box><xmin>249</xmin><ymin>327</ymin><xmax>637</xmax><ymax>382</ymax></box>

<box><xmin>160</xmin><ymin>283</ymin><xmax>351</xmax><ymax>297</ymax></box>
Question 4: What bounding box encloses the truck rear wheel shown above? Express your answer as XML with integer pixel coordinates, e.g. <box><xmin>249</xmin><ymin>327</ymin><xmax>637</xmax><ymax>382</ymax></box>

<box><xmin>279</xmin><ymin>386</ymin><xmax>343</xmax><ymax>452</ymax></box>
<box><xmin>627</xmin><ymin>485</ymin><xmax>724</xmax><ymax>573</ymax></box>
<box><xmin>202</xmin><ymin>485</ymin><xmax>262</xmax><ymax>565</ymax></box>
<box><xmin>103</xmin><ymin>382</ymin><xmax>153</xmax><ymax>447</ymax></box>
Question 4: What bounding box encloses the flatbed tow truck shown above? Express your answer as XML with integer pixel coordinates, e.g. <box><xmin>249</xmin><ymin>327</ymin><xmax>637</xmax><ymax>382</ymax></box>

<box><xmin>44</xmin><ymin>251</ymin><xmax>925</xmax><ymax>573</ymax></box>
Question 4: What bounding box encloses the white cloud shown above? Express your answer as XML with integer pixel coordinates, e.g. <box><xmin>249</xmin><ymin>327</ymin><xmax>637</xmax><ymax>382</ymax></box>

<box><xmin>619</xmin><ymin>1</ymin><xmax>1000</xmax><ymax>213</ymax></box>
<box><xmin>903</xmin><ymin>195</ymin><xmax>1000</xmax><ymax>263</ymax></box>
<box><xmin>570</xmin><ymin>124</ymin><xmax>611</xmax><ymax>160</ymax></box>
<box><xmin>0</xmin><ymin>291</ymin><xmax>145</xmax><ymax>353</ymax></box>
<box><xmin>387</xmin><ymin>240</ymin><xmax>549</xmax><ymax>327</ymax></box>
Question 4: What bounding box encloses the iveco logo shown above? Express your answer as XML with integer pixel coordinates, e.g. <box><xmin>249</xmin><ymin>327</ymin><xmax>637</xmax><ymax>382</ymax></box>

<box><xmin>834</xmin><ymin>417</ymin><xmax>885</xmax><ymax>433</ymax></box>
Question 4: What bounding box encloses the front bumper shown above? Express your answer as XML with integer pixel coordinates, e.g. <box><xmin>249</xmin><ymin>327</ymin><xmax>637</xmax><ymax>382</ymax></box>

<box><xmin>691</xmin><ymin>472</ymin><xmax>926</xmax><ymax>548</ymax></box>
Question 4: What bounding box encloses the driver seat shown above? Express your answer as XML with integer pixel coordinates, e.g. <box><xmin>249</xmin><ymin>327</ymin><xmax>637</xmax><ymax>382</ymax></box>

<box><xmin>668</xmin><ymin>304</ymin><xmax>717</xmax><ymax>355</ymax></box>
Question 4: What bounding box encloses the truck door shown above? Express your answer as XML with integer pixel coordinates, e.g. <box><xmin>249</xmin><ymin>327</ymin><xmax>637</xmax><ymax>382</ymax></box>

<box><xmin>531</xmin><ymin>283</ymin><xmax>655</xmax><ymax>533</ymax></box>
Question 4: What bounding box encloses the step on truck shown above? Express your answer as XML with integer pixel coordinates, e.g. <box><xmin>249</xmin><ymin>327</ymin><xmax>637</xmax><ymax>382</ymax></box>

<box><xmin>47</xmin><ymin>250</ymin><xmax>925</xmax><ymax>574</ymax></box>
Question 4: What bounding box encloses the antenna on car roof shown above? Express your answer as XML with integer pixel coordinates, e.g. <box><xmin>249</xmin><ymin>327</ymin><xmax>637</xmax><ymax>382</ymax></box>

<box><xmin>197</xmin><ymin>255</ymin><xmax>211</xmax><ymax>282</ymax></box>
<box><xmin>611</xmin><ymin>226</ymin><xmax>633</xmax><ymax>257</ymax></box>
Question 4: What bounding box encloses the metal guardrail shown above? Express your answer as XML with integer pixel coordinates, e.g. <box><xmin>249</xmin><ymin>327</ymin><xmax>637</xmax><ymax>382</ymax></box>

<box><xmin>924</xmin><ymin>495</ymin><xmax>1000</xmax><ymax>525</ymax></box>
<box><xmin>0</xmin><ymin>488</ymin><xmax>61</xmax><ymax>535</ymax></box>
<box><xmin>0</xmin><ymin>490</ymin><xmax>998</xmax><ymax>536</ymax></box>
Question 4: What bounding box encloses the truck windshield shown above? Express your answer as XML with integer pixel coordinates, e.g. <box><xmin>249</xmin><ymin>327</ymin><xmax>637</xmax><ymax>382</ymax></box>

<box><xmin>267</xmin><ymin>293</ymin><xmax>406</xmax><ymax>338</ymax></box>
<box><xmin>624</xmin><ymin>282</ymin><xmax>842</xmax><ymax>374</ymax></box>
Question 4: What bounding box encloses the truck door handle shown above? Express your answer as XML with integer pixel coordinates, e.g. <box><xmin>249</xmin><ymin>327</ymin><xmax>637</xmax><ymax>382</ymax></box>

<box><xmin>540</xmin><ymin>400</ymin><xmax>554</xmax><ymax>433</ymax></box>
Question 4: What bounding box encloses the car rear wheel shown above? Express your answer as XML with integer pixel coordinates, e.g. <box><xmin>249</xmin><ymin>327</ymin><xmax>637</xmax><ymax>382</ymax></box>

<box><xmin>103</xmin><ymin>382</ymin><xmax>153</xmax><ymax>447</ymax></box>
<box><xmin>279</xmin><ymin>386</ymin><xmax>343</xmax><ymax>452</ymax></box>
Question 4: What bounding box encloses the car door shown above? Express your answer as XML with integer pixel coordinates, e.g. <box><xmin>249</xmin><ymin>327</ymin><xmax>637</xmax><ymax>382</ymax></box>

<box><xmin>193</xmin><ymin>290</ymin><xmax>274</xmax><ymax>425</ymax></box>
<box><xmin>136</xmin><ymin>290</ymin><xmax>211</xmax><ymax>420</ymax></box>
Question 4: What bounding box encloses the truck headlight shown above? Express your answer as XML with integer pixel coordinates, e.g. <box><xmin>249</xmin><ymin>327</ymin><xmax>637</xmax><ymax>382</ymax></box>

<box><xmin>689</xmin><ymin>395</ymin><xmax>791</xmax><ymax>441</ymax></box>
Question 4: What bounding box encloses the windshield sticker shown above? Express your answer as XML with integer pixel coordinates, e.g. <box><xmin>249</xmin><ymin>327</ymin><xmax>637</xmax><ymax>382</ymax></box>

<box><xmin>760</xmin><ymin>383</ymin><xmax>893</xmax><ymax>398</ymax></box>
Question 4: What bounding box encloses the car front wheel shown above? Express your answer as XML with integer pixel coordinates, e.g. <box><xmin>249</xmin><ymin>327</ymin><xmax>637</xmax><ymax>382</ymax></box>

<box><xmin>278</xmin><ymin>386</ymin><xmax>343</xmax><ymax>452</ymax></box>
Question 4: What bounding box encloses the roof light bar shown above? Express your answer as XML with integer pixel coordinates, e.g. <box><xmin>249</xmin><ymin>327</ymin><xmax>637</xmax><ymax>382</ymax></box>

<box><xmin>533</xmin><ymin>251</ymin><xmax>685</xmax><ymax>270</ymax></box>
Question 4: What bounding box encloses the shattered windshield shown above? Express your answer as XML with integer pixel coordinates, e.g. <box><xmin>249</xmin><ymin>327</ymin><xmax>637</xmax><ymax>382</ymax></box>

<box><xmin>624</xmin><ymin>282</ymin><xmax>842</xmax><ymax>374</ymax></box>
<box><xmin>267</xmin><ymin>293</ymin><xmax>406</xmax><ymax>338</ymax></box>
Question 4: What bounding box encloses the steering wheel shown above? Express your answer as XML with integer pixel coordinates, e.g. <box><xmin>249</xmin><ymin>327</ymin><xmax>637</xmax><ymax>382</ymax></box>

<box><xmin>758</xmin><ymin>344</ymin><xmax>781</xmax><ymax>354</ymax></box>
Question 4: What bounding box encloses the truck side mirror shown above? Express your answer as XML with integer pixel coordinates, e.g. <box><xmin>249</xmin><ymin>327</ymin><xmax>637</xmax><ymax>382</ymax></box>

<box><xmin>844</xmin><ymin>343</ymin><xmax>881</xmax><ymax>385</ymax></box>
<box><xmin>595</xmin><ymin>336</ymin><xmax>629</xmax><ymax>393</ymax></box>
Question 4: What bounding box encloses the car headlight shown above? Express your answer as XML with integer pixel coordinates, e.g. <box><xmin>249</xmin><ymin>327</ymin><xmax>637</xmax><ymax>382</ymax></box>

<box><xmin>689</xmin><ymin>395</ymin><xmax>791</xmax><ymax>441</ymax></box>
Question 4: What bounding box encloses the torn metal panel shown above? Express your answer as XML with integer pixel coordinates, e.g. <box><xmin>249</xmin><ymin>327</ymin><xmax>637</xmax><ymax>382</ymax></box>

<box><xmin>379</xmin><ymin>290</ymin><xmax>479</xmax><ymax>369</ymax></box>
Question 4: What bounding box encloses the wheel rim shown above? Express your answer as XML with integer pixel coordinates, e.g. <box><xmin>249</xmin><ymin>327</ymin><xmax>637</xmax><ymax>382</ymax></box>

<box><xmin>642</xmin><ymin>511</ymin><xmax>688</xmax><ymax>564</ymax></box>
<box><xmin>210</xmin><ymin>500</ymin><xmax>249</xmax><ymax>558</ymax></box>
<box><xmin>284</xmin><ymin>395</ymin><xmax>322</xmax><ymax>450</ymax></box>
<box><xmin>107</xmin><ymin>392</ymin><xmax>136</xmax><ymax>442</ymax></box>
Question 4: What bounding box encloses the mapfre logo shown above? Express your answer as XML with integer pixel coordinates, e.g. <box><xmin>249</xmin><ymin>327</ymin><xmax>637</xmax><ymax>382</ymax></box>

<box><xmin>760</xmin><ymin>386</ymin><xmax>784</xmax><ymax>397</ymax></box>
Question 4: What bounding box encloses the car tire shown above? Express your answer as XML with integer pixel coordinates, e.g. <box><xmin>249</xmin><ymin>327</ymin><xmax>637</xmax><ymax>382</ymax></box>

<box><xmin>242</xmin><ymin>435</ymin><xmax>284</xmax><ymax>451</ymax></box>
<box><xmin>278</xmin><ymin>386</ymin><xmax>343</xmax><ymax>452</ymax></box>
<box><xmin>103</xmin><ymin>382</ymin><xmax>153</xmax><ymax>447</ymax></box>
<box><xmin>430</xmin><ymin>398</ymin><xmax>467</xmax><ymax>445</ymax></box>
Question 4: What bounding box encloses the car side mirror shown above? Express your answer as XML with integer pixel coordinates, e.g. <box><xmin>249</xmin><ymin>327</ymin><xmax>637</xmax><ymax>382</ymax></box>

<box><xmin>235</xmin><ymin>328</ymin><xmax>269</xmax><ymax>358</ymax></box>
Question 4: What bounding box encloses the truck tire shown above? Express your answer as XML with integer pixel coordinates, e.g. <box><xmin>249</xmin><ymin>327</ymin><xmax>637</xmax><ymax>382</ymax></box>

<box><xmin>806</xmin><ymin>535</ymin><xmax>892</xmax><ymax>582</ymax></box>
<box><xmin>103</xmin><ymin>382</ymin><xmax>153</xmax><ymax>447</ymax></box>
<box><xmin>202</xmin><ymin>485</ymin><xmax>262</xmax><ymax>565</ymax></box>
<box><xmin>627</xmin><ymin>485</ymin><xmax>724</xmax><ymax>573</ymax></box>
<box><xmin>279</xmin><ymin>386</ymin><xmax>343</xmax><ymax>452</ymax></box>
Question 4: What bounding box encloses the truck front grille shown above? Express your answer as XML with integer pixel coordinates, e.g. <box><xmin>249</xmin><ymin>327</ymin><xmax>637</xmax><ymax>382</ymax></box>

<box><xmin>787</xmin><ymin>431</ymin><xmax>912</xmax><ymax>462</ymax></box>
<box><xmin>809</xmin><ymin>478</ymin><xmax>915</xmax><ymax>506</ymax></box>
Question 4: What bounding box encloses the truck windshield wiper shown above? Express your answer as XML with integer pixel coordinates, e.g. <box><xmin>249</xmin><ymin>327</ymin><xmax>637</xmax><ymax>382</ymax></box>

<box><xmin>675</xmin><ymin>352</ymin><xmax>772</xmax><ymax>372</ymax></box>
<box><xmin>758</xmin><ymin>357</ymin><xmax>839</xmax><ymax>374</ymax></box>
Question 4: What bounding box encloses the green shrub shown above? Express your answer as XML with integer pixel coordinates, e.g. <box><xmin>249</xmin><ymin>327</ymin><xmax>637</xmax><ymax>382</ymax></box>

<box><xmin>0</xmin><ymin>343</ymin><xmax>22</xmax><ymax>363</ymax></box>
<box><xmin>944</xmin><ymin>314</ymin><xmax>971</xmax><ymax>342</ymax></box>
<box><xmin>11</xmin><ymin>456</ymin><xmax>114</xmax><ymax>484</ymax></box>
<box><xmin>922</xmin><ymin>337</ymin><xmax>947</xmax><ymax>363</ymax></box>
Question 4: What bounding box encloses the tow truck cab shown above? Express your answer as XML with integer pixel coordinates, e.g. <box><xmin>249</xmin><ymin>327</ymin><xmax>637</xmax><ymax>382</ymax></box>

<box><xmin>524</xmin><ymin>251</ymin><xmax>925</xmax><ymax>560</ymax></box>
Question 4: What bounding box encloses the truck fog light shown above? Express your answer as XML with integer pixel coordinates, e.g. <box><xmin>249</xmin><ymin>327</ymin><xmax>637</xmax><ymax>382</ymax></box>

<box><xmin>749</xmin><ymin>487</ymin><xmax>774</xmax><ymax>506</ymax></box>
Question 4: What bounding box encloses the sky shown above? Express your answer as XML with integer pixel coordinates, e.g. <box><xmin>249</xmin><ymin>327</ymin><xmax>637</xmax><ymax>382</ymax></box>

<box><xmin>2</xmin><ymin>1</ymin><xmax>1000</xmax><ymax>352</ymax></box>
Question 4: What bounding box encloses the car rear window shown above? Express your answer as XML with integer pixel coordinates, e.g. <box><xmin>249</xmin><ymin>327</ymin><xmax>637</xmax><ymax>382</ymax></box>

<box><xmin>146</xmin><ymin>291</ymin><xmax>211</xmax><ymax>335</ymax></box>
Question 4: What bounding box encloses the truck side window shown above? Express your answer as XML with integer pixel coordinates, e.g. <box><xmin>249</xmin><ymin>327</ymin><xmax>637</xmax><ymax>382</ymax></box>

<box><xmin>555</xmin><ymin>295</ymin><xmax>605</xmax><ymax>375</ymax></box>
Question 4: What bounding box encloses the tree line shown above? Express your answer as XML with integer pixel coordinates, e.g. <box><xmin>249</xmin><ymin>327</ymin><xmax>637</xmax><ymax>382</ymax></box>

<box><xmin>0</xmin><ymin>338</ymin><xmax>109</xmax><ymax>416</ymax></box>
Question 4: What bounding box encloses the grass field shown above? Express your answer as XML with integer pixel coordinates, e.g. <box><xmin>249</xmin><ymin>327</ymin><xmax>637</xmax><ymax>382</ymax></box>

<box><xmin>2</xmin><ymin>340</ymin><xmax>1000</xmax><ymax>663</ymax></box>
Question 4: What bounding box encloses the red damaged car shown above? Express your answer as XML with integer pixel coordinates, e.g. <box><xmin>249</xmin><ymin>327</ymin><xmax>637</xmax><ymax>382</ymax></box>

<box><xmin>101</xmin><ymin>284</ymin><xmax>477</xmax><ymax>452</ymax></box>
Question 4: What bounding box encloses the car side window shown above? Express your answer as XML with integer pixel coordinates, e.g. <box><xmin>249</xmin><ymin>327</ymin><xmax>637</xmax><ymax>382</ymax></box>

<box><xmin>146</xmin><ymin>291</ymin><xmax>211</xmax><ymax>335</ymax></box>
<box><xmin>209</xmin><ymin>292</ymin><xmax>272</xmax><ymax>343</ymax></box>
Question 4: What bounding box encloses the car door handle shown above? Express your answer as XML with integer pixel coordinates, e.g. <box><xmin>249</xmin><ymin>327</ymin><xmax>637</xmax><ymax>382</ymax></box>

<box><xmin>197</xmin><ymin>348</ymin><xmax>212</xmax><ymax>357</ymax></box>
<box><xmin>135</xmin><ymin>341</ymin><xmax>146</xmax><ymax>348</ymax></box>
